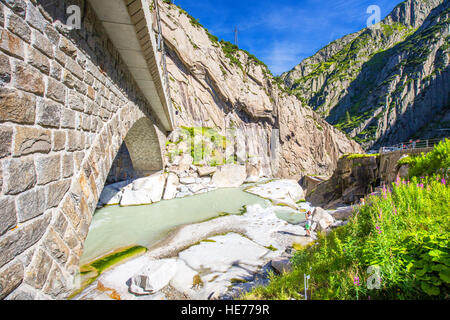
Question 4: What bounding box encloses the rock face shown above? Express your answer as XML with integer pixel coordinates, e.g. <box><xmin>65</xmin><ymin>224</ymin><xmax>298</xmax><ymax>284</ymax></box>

<box><xmin>330</xmin><ymin>206</ymin><xmax>354</xmax><ymax>221</ymax></box>
<box><xmin>282</xmin><ymin>0</ymin><xmax>449</xmax><ymax>149</ymax></box>
<box><xmin>246</xmin><ymin>180</ymin><xmax>305</xmax><ymax>208</ymax></box>
<box><xmin>307</xmin><ymin>155</ymin><xmax>380</xmax><ymax>208</ymax></box>
<box><xmin>159</xmin><ymin>1</ymin><xmax>362</xmax><ymax>179</ymax></box>
<box><xmin>163</xmin><ymin>173</ymin><xmax>179</xmax><ymax>200</ymax></box>
<box><xmin>211</xmin><ymin>164</ymin><xmax>247</xmax><ymax>188</ymax></box>
<box><xmin>271</xmin><ymin>257</ymin><xmax>292</xmax><ymax>274</ymax></box>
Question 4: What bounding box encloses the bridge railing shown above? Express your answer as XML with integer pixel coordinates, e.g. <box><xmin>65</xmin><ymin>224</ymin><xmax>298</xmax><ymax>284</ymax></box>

<box><xmin>379</xmin><ymin>137</ymin><xmax>448</xmax><ymax>154</ymax></box>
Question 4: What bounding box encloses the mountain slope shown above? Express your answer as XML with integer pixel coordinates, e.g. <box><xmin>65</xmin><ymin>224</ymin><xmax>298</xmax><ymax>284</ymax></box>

<box><xmin>282</xmin><ymin>0</ymin><xmax>449</xmax><ymax>149</ymax></box>
<box><xmin>157</xmin><ymin>0</ymin><xmax>363</xmax><ymax>179</ymax></box>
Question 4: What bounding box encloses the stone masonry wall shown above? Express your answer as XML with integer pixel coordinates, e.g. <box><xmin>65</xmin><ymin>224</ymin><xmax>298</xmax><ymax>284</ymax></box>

<box><xmin>0</xmin><ymin>0</ymin><xmax>166</xmax><ymax>299</ymax></box>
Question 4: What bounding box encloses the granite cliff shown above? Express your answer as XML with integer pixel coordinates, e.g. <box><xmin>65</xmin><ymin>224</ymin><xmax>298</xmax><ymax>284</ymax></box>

<box><xmin>282</xmin><ymin>0</ymin><xmax>449</xmax><ymax>150</ymax></box>
<box><xmin>157</xmin><ymin>0</ymin><xmax>362</xmax><ymax>179</ymax></box>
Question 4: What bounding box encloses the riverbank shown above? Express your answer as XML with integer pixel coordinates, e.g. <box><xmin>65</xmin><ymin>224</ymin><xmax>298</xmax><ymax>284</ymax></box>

<box><xmin>74</xmin><ymin>178</ymin><xmax>354</xmax><ymax>300</ymax></box>
<box><xmin>74</xmin><ymin>202</ymin><xmax>310</xmax><ymax>300</ymax></box>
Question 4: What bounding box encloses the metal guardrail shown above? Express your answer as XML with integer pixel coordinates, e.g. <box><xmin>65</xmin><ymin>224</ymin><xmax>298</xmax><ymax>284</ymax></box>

<box><xmin>379</xmin><ymin>137</ymin><xmax>448</xmax><ymax>154</ymax></box>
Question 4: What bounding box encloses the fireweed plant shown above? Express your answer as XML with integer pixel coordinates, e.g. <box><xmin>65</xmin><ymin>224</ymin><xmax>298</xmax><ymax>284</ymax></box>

<box><xmin>244</xmin><ymin>143</ymin><xmax>450</xmax><ymax>300</ymax></box>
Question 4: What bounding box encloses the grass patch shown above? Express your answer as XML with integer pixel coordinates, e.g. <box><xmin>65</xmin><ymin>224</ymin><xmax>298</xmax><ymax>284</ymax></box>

<box><xmin>242</xmin><ymin>140</ymin><xmax>450</xmax><ymax>300</ymax></box>
<box><xmin>342</xmin><ymin>153</ymin><xmax>380</xmax><ymax>160</ymax></box>
<box><xmin>243</xmin><ymin>175</ymin><xmax>450</xmax><ymax>300</ymax></box>
<box><xmin>69</xmin><ymin>245</ymin><xmax>147</xmax><ymax>299</ymax></box>
<box><xmin>231</xmin><ymin>278</ymin><xmax>250</xmax><ymax>284</ymax></box>
<box><xmin>193</xmin><ymin>274</ymin><xmax>204</xmax><ymax>288</ymax></box>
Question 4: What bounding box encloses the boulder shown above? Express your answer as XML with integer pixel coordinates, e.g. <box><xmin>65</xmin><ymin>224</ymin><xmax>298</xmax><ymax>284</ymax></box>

<box><xmin>271</xmin><ymin>257</ymin><xmax>292</xmax><ymax>274</ymax></box>
<box><xmin>163</xmin><ymin>173</ymin><xmax>179</xmax><ymax>200</ymax></box>
<box><xmin>98</xmin><ymin>185</ymin><xmax>123</xmax><ymax>206</ymax></box>
<box><xmin>302</xmin><ymin>175</ymin><xmax>327</xmax><ymax>193</ymax></box>
<box><xmin>187</xmin><ymin>184</ymin><xmax>205</xmax><ymax>194</ymax></box>
<box><xmin>331</xmin><ymin>220</ymin><xmax>347</xmax><ymax>228</ymax></box>
<box><xmin>128</xmin><ymin>259</ymin><xmax>177</xmax><ymax>295</ymax></box>
<box><xmin>177</xmin><ymin>184</ymin><xmax>189</xmax><ymax>193</ymax></box>
<box><xmin>132</xmin><ymin>173</ymin><xmax>166</xmax><ymax>203</ymax></box>
<box><xmin>246</xmin><ymin>180</ymin><xmax>305</xmax><ymax>206</ymax></box>
<box><xmin>197</xmin><ymin>166</ymin><xmax>217</xmax><ymax>177</ymax></box>
<box><xmin>179</xmin><ymin>154</ymin><xmax>193</xmax><ymax>171</ymax></box>
<box><xmin>120</xmin><ymin>189</ymin><xmax>151</xmax><ymax>206</ymax></box>
<box><xmin>176</xmin><ymin>191</ymin><xmax>193</xmax><ymax>198</ymax></box>
<box><xmin>180</xmin><ymin>177</ymin><xmax>196</xmax><ymax>184</ymax></box>
<box><xmin>245</xmin><ymin>163</ymin><xmax>261</xmax><ymax>183</ymax></box>
<box><xmin>169</xmin><ymin>259</ymin><xmax>198</xmax><ymax>297</ymax></box>
<box><xmin>211</xmin><ymin>164</ymin><xmax>247</xmax><ymax>188</ymax></box>
<box><xmin>330</xmin><ymin>206</ymin><xmax>354</xmax><ymax>220</ymax></box>
<box><xmin>312</xmin><ymin>207</ymin><xmax>334</xmax><ymax>231</ymax></box>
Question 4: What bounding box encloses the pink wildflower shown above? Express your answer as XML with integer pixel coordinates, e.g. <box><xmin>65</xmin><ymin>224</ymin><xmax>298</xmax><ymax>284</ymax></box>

<box><xmin>442</xmin><ymin>178</ymin><xmax>446</xmax><ymax>185</ymax></box>
<box><xmin>354</xmin><ymin>276</ymin><xmax>360</xmax><ymax>286</ymax></box>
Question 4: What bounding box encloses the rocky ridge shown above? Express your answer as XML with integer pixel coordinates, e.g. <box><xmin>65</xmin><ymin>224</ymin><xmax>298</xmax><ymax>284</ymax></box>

<box><xmin>282</xmin><ymin>0</ymin><xmax>449</xmax><ymax>149</ymax></box>
<box><xmin>157</xmin><ymin>0</ymin><xmax>362</xmax><ymax>179</ymax></box>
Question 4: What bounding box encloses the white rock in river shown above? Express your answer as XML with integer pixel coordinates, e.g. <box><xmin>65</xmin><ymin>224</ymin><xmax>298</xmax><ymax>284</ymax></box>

<box><xmin>132</xmin><ymin>173</ymin><xmax>166</xmax><ymax>203</ymax></box>
<box><xmin>180</xmin><ymin>176</ymin><xmax>196</xmax><ymax>184</ymax></box>
<box><xmin>197</xmin><ymin>166</ymin><xmax>217</xmax><ymax>177</ymax></box>
<box><xmin>128</xmin><ymin>259</ymin><xmax>177</xmax><ymax>295</ymax></box>
<box><xmin>120</xmin><ymin>188</ymin><xmax>152</xmax><ymax>206</ymax></box>
<box><xmin>246</xmin><ymin>179</ymin><xmax>305</xmax><ymax>207</ymax></box>
<box><xmin>169</xmin><ymin>259</ymin><xmax>199</xmax><ymax>297</ymax></box>
<box><xmin>187</xmin><ymin>184</ymin><xmax>205</xmax><ymax>194</ymax></box>
<box><xmin>163</xmin><ymin>173</ymin><xmax>179</xmax><ymax>200</ymax></box>
<box><xmin>211</xmin><ymin>164</ymin><xmax>247</xmax><ymax>188</ymax></box>
<box><xmin>98</xmin><ymin>185</ymin><xmax>123</xmax><ymax>206</ymax></box>
<box><xmin>178</xmin><ymin>233</ymin><xmax>275</xmax><ymax>273</ymax></box>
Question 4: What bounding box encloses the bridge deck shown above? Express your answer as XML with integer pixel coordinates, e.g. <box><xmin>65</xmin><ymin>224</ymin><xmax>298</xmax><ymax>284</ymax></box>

<box><xmin>88</xmin><ymin>0</ymin><xmax>174</xmax><ymax>131</ymax></box>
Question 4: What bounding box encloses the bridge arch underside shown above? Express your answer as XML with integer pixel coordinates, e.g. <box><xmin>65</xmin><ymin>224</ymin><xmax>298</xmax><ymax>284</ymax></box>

<box><xmin>0</xmin><ymin>105</ymin><xmax>165</xmax><ymax>300</ymax></box>
<box><xmin>107</xmin><ymin>118</ymin><xmax>164</xmax><ymax>184</ymax></box>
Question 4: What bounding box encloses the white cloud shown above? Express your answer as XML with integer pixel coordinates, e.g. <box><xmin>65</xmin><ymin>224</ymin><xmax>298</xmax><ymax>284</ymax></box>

<box><xmin>261</xmin><ymin>41</ymin><xmax>308</xmax><ymax>75</ymax></box>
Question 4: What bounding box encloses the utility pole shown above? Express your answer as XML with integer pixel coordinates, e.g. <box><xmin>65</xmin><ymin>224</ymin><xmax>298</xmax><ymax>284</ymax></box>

<box><xmin>233</xmin><ymin>26</ymin><xmax>239</xmax><ymax>46</ymax></box>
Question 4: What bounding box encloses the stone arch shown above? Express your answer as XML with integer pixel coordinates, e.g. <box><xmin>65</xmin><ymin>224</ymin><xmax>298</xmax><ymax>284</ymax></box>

<box><xmin>7</xmin><ymin>104</ymin><xmax>167</xmax><ymax>300</ymax></box>
<box><xmin>124</xmin><ymin>118</ymin><xmax>164</xmax><ymax>176</ymax></box>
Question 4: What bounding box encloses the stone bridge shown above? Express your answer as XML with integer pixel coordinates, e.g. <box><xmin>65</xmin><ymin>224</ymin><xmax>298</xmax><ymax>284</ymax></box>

<box><xmin>379</xmin><ymin>147</ymin><xmax>434</xmax><ymax>184</ymax></box>
<box><xmin>0</xmin><ymin>0</ymin><xmax>174</xmax><ymax>299</ymax></box>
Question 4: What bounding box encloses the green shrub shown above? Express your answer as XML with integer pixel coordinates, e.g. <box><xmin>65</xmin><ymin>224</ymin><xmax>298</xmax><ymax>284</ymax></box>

<box><xmin>398</xmin><ymin>138</ymin><xmax>450</xmax><ymax>179</ymax></box>
<box><xmin>243</xmin><ymin>175</ymin><xmax>450</xmax><ymax>300</ymax></box>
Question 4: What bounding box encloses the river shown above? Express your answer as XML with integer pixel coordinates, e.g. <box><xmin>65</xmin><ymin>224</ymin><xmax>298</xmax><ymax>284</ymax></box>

<box><xmin>80</xmin><ymin>186</ymin><xmax>274</xmax><ymax>265</ymax></box>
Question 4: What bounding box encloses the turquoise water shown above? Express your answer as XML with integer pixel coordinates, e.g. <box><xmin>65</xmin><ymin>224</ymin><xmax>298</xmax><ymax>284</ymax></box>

<box><xmin>274</xmin><ymin>202</ymin><xmax>314</xmax><ymax>224</ymax></box>
<box><xmin>80</xmin><ymin>187</ymin><xmax>269</xmax><ymax>264</ymax></box>
<box><xmin>274</xmin><ymin>207</ymin><xmax>306</xmax><ymax>224</ymax></box>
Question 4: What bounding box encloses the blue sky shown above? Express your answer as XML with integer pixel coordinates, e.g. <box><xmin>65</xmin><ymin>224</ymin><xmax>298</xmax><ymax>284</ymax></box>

<box><xmin>172</xmin><ymin>0</ymin><xmax>403</xmax><ymax>75</ymax></box>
